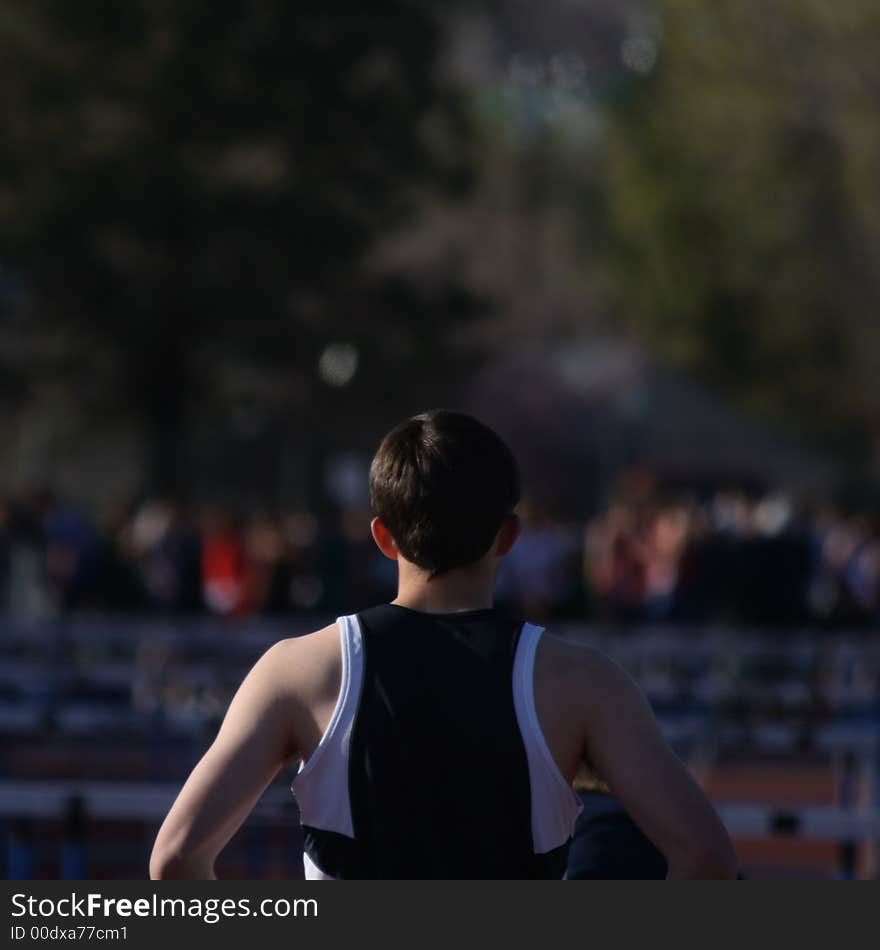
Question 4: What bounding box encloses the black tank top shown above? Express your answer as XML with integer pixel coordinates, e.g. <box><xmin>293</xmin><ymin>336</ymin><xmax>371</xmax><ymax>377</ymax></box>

<box><xmin>300</xmin><ymin>604</ymin><xmax>570</xmax><ymax>879</ymax></box>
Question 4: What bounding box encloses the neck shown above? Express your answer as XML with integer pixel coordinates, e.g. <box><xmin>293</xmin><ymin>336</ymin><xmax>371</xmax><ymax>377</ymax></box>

<box><xmin>393</xmin><ymin>562</ymin><xmax>495</xmax><ymax>614</ymax></box>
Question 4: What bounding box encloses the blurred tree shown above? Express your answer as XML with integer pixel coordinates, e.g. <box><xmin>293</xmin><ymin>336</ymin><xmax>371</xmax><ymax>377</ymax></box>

<box><xmin>0</xmin><ymin>0</ymin><xmax>477</xmax><ymax>494</ymax></box>
<box><xmin>600</xmin><ymin>0</ymin><xmax>880</xmax><ymax>465</ymax></box>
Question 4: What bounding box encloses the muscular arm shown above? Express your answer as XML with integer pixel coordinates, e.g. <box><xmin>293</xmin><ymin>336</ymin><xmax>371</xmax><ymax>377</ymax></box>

<box><xmin>149</xmin><ymin>629</ymin><xmax>335</xmax><ymax>879</ymax></box>
<box><xmin>572</xmin><ymin>648</ymin><xmax>738</xmax><ymax>879</ymax></box>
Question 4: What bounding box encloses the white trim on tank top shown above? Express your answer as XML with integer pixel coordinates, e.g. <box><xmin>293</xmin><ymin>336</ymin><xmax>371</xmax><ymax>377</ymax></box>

<box><xmin>290</xmin><ymin>613</ymin><xmax>583</xmax><ymax>875</ymax></box>
<box><xmin>512</xmin><ymin>622</ymin><xmax>584</xmax><ymax>853</ymax></box>
<box><xmin>291</xmin><ymin>615</ymin><xmax>363</xmax><ymax>840</ymax></box>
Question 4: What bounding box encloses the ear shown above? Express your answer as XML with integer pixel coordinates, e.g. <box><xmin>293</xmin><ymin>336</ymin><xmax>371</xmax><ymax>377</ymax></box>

<box><xmin>370</xmin><ymin>517</ymin><xmax>399</xmax><ymax>561</ymax></box>
<box><xmin>495</xmin><ymin>513</ymin><xmax>521</xmax><ymax>558</ymax></box>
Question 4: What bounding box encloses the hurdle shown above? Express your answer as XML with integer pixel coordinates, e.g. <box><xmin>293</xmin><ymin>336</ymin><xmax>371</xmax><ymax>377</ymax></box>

<box><xmin>1</xmin><ymin>780</ymin><xmax>878</xmax><ymax>878</ymax></box>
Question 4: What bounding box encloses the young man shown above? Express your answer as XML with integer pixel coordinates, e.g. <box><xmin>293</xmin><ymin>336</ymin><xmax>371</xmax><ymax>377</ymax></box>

<box><xmin>150</xmin><ymin>410</ymin><xmax>738</xmax><ymax>879</ymax></box>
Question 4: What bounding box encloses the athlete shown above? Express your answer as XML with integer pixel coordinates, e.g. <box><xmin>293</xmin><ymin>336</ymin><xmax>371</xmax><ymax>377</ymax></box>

<box><xmin>150</xmin><ymin>410</ymin><xmax>738</xmax><ymax>879</ymax></box>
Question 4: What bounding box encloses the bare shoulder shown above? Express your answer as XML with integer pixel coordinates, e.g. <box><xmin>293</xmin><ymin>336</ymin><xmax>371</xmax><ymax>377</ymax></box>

<box><xmin>532</xmin><ymin>632</ymin><xmax>641</xmax><ymax>783</ymax></box>
<box><xmin>535</xmin><ymin>631</ymin><xmax>653</xmax><ymax>743</ymax></box>
<box><xmin>264</xmin><ymin>622</ymin><xmax>340</xmax><ymax>662</ymax></box>
<box><xmin>259</xmin><ymin>622</ymin><xmax>342</xmax><ymax>707</ymax></box>
<box><xmin>536</xmin><ymin>631</ymin><xmax>636</xmax><ymax>701</ymax></box>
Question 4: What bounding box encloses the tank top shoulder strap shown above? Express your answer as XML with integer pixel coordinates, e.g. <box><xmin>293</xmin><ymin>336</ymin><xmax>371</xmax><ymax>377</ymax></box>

<box><xmin>512</xmin><ymin>622</ymin><xmax>584</xmax><ymax>854</ymax></box>
<box><xmin>290</xmin><ymin>614</ymin><xmax>364</xmax><ymax>840</ymax></box>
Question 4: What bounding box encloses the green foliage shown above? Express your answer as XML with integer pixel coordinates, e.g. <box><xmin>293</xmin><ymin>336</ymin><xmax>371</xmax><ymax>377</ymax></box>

<box><xmin>600</xmin><ymin>0</ymin><xmax>880</xmax><ymax>461</ymax></box>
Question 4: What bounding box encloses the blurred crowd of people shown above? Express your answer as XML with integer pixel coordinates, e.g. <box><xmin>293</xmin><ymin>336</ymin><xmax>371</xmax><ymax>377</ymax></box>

<box><xmin>1</xmin><ymin>480</ymin><xmax>879</xmax><ymax>628</ymax></box>
<box><xmin>0</xmin><ymin>492</ymin><xmax>395</xmax><ymax>621</ymax></box>
<box><xmin>581</xmin><ymin>478</ymin><xmax>880</xmax><ymax>628</ymax></box>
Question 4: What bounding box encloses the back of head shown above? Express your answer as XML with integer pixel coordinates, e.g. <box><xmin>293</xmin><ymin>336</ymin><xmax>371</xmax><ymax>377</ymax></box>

<box><xmin>369</xmin><ymin>410</ymin><xmax>521</xmax><ymax>577</ymax></box>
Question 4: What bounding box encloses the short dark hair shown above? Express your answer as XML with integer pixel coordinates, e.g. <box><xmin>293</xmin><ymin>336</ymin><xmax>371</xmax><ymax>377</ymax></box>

<box><xmin>369</xmin><ymin>410</ymin><xmax>521</xmax><ymax>577</ymax></box>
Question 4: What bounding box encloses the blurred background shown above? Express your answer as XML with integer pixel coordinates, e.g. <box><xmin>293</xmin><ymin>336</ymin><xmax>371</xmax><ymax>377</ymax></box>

<box><xmin>1</xmin><ymin>0</ymin><xmax>879</xmax><ymax>879</ymax></box>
